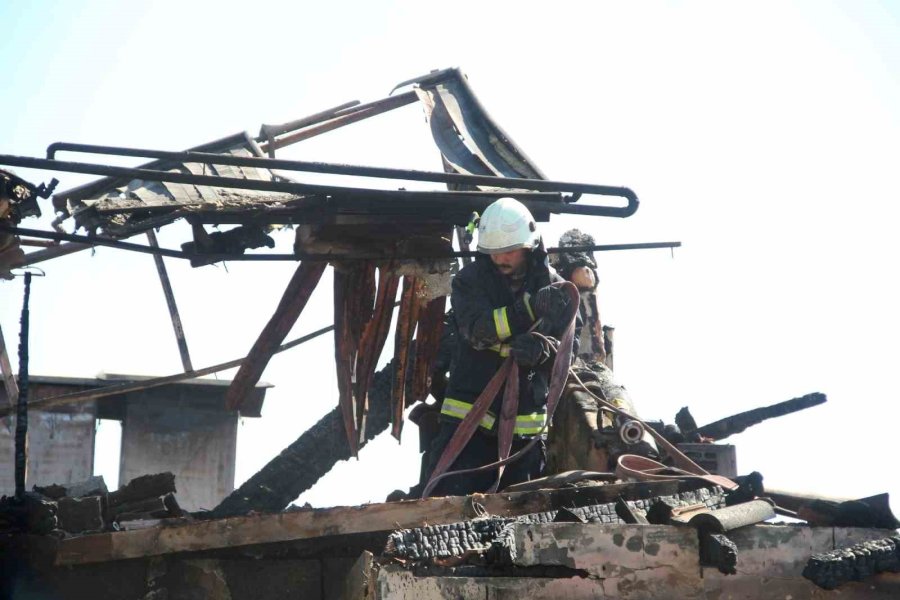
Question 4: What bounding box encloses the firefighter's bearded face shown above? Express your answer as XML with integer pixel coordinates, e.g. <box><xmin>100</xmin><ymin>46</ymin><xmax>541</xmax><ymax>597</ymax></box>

<box><xmin>490</xmin><ymin>249</ymin><xmax>529</xmax><ymax>279</ymax></box>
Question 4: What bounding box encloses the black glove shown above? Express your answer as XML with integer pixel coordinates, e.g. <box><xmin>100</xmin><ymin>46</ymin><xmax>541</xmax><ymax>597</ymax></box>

<box><xmin>530</xmin><ymin>284</ymin><xmax>570</xmax><ymax>320</ymax></box>
<box><xmin>510</xmin><ymin>333</ymin><xmax>557</xmax><ymax>367</ymax></box>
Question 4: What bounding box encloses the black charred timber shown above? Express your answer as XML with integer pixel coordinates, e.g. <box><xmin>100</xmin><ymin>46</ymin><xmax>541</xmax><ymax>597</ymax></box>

<box><xmin>209</xmin><ymin>360</ymin><xmax>398</xmax><ymax>518</ymax></box>
<box><xmin>694</xmin><ymin>392</ymin><xmax>826</xmax><ymax>441</ymax></box>
<box><xmin>56</xmin><ymin>496</ymin><xmax>104</xmax><ymax>533</ymax></box>
<box><xmin>386</xmin><ymin>487</ymin><xmax>726</xmax><ymax>562</ymax></box>
<box><xmin>803</xmin><ymin>536</ymin><xmax>900</xmax><ymax>590</ymax></box>
<box><xmin>14</xmin><ymin>273</ymin><xmax>32</xmax><ymax>499</ymax></box>
<box><xmin>700</xmin><ymin>532</ymin><xmax>739</xmax><ymax>575</ymax></box>
<box><xmin>0</xmin><ymin>492</ymin><xmax>58</xmax><ymax>535</ymax></box>
<box><xmin>615</xmin><ymin>497</ymin><xmax>650</xmax><ymax>524</ymax></box>
<box><xmin>107</xmin><ymin>473</ymin><xmax>175</xmax><ymax>508</ymax></box>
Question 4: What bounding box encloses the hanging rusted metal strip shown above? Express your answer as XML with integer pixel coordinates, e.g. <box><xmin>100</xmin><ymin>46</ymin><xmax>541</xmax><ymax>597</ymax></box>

<box><xmin>333</xmin><ymin>266</ymin><xmax>359</xmax><ymax>457</ymax></box>
<box><xmin>333</xmin><ymin>262</ymin><xmax>376</xmax><ymax>456</ymax></box>
<box><xmin>390</xmin><ymin>276</ymin><xmax>422</xmax><ymax>440</ymax></box>
<box><xmin>409</xmin><ymin>295</ymin><xmax>446</xmax><ymax>405</ymax></box>
<box><xmin>349</xmin><ymin>262</ymin><xmax>378</xmax><ymax>439</ymax></box>
<box><xmin>146</xmin><ymin>230</ymin><xmax>193</xmax><ymax>372</ymax></box>
<box><xmin>14</xmin><ymin>272</ymin><xmax>32</xmax><ymax>499</ymax></box>
<box><xmin>224</xmin><ymin>261</ymin><xmax>326</xmax><ymax>411</ymax></box>
<box><xmin>354</xmin><ymin>266</ymin><xmax>400</xmax><ymax>434</ymax></box>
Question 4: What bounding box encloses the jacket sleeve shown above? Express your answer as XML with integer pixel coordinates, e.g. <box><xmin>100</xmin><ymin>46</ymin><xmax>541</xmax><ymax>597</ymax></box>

<box><xmin>451</xmin><ymin>268</ymin><xmax>537</xmax><ymax>351</ymax></box>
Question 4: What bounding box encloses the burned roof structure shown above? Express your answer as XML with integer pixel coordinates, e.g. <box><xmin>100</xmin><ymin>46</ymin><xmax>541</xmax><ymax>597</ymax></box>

<box><xmin>0</xmin><ymin>67</ymin><xmax>643</xmax><ymax>456</ymax></box>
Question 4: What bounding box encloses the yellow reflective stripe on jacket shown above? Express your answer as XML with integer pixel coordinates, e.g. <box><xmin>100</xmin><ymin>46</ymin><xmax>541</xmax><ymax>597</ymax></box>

<box><xmin>493</xmin><ymin>307</ymin><xmax>512</xmax><ymax>341</ymax></box>
<box><xmin>489</xmin><ymin>343</ymin><xmax>511</xmax><ymax>357</ymax></box>
<box><xmin>440</xmin><ymin>398</ymin><xmax>496</xmax><ymax>430</ymax></box>
<box><xmin>513</xmin><ymin>412</ymin><xmax>547</xmax><ymax>435</ymax></box>
<box><xmin>522</xmin><ymin>291</ymin><xmax>536</xmax><ymax>322</ymax></box>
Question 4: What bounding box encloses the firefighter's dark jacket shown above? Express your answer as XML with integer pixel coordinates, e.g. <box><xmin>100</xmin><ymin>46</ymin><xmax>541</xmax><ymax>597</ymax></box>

<box><xmin>441</xmin><ymin>250</ymin><xmax>577</xmax><ymax>437</ymax></box>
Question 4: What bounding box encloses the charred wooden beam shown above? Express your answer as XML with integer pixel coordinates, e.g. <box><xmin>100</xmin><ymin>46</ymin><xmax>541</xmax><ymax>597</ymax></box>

<box><xmin>695</xmin><ymin>392</ymin><xmax>827</xmax><ymax>441</ymax></box>
<box><xmin>225</xmin><ymin>261</ymin><xmax>326</xmax><ymax>411</ymax></box>
<box><xmin>108</xmin><ymin>473</ymin><xmax>175</xmax><ymax>508</ymax></box>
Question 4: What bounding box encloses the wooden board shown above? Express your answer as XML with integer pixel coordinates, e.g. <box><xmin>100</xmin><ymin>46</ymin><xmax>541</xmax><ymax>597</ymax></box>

<box><xmin>53</xmin><ymin>481</ymin><xmax>683</xmax><ymax>566</ymax></box>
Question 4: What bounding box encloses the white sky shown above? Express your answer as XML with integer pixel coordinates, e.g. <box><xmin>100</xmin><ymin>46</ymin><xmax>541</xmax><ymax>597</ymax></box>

<box><xmin>1</xmin><ymin>1</ymin><xmax>898</xmax><ymax>511</ymax></box>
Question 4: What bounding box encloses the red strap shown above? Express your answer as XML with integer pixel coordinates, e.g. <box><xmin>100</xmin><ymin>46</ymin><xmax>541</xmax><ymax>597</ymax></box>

<box><xmin>616</xmin><ymin>454</ymin><xmax>738</xmax><ymax>490</ymax></box>
<box><xmin>490</xmin><ymin>361</ymin><xmax>519</xmax><ymax>492</ymax></box>
<box><xmin>424</xmin><ymin>358</ymin><xmax>513</xmax><ymax>488</ymax></box>
<box><xmin>424</xmin><ymin>282</ymin><xmax>580</xmax><ymax>497</ymax></box>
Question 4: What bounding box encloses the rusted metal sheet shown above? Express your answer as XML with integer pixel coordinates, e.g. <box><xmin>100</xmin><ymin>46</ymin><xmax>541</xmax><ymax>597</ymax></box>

<box><xmin>391</xmin><ymin>276</ymin><xmax>423</xmax><ymax>440</ymax></box>
<box><xmin>333</xmin><ymin>262</ymin><xmax>376</xmax><ymax>456</ymax></box>
<box><xmin>355</xmin><ymin>265</ymin><xmax>400</xmax><ymax>428</ymax></box>
<box><xmin>224</xmin><ymin>261</ymin><xmax>325</xmax><ymax>411</ymax></box>
<box><xmin>409</xmin><ymin>295</ymin><xmax>446</xmax><ymax>406</ymax></box>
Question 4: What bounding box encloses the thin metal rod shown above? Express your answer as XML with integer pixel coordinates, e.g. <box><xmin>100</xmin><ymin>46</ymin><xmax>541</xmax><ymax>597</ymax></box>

<box><xmin>257</xmin><ymin>100</ymin><xmax>360</xmax><ymax>141</ymax></box>
<box><xmin>146</xmin><ymin>230</ymin><xmax>193</xmax><ymax>372</ymax></box>
<box><xmin>14</xmin><ymin>273</ymin><xmax>32</xmax><ymax>499</ymax></box>
<box><xmin>258</xmin><ymin>92</ymin><xmax>418</xmax><ymax>152</ymax></box>
<box><xmin>7</xmin><ymin>225</ymin><xmax>680</xmax><ymax>264</ymax></box>
<box><xmin>45</xmin><ymin>141</ymin><xmax>636</xmax><ymax>201</ymax></box>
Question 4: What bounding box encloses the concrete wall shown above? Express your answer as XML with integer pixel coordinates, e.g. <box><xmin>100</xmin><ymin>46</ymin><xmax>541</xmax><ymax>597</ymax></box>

<box><xmin>119</xmin><ymin>391</ymin><xmax>237</xmax><ymax>512</ymax></box>
<box><xmin>0</xmin><ymin>403</ymin><xmax>95</xmax><ymax>496</ymax></box>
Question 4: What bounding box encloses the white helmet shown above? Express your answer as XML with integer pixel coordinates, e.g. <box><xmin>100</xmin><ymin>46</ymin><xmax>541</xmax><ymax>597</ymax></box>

<box><xmin>476</xmin><ymin>197</ymin><xmax>541</xmax><ymax>255</ymax></box>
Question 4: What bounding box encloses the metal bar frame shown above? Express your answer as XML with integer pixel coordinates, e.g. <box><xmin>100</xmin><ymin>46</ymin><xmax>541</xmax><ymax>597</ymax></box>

<box><xmin>3</xmin><ymin>225</ymin><xmax>679</xmax><ymax>263</ymax></box>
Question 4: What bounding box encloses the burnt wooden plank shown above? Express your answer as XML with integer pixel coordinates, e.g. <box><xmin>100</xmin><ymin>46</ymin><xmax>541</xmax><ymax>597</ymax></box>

<box><xmin>54</xmin><ymin>480</ymin><xmax>686</xmax><ymax>566</ymax></box>
<box><xmin>225</xmin><ymin>261</ymin><xmax>326</xmax><ymax>411</ymax></box>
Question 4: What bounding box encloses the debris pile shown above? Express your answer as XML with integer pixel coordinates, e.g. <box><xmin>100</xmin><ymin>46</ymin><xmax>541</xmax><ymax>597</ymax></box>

<box><xmin>0</xmin><ymin>472</ymin><xmax>183</xmax><ymax>537</ymax></box>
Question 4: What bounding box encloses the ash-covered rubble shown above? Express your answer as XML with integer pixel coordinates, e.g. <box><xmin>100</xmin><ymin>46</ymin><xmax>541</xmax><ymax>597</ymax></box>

<box><xmin>386</xmin><ymin>485</ymin><xmax>726</xmax><ymax>562</ymax></box>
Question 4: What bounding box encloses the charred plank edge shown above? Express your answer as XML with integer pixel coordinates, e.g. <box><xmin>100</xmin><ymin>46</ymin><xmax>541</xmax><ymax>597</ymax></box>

<box><xmin>51</xmin><ymin>480</ymin><xmax>696</xmax><ymax>565</ymax></box>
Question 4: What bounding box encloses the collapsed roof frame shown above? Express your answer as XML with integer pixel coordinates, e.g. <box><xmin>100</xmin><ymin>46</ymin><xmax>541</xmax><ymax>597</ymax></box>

<box><xmin>0</xmin><ymin>67</ymin><xmax>659</xmax><ymax>464</ymax></box>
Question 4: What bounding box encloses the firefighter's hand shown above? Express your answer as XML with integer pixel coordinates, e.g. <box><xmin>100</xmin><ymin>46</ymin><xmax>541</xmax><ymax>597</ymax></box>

<box><xmin>510</xmin><ymin>333</ymin><xmax>556</xmax><ymax>367</ymax></box>
<box><xmin>530</xmin><ymin>285</ymin><xmax>570</xmax><ymax>320</ymax></box>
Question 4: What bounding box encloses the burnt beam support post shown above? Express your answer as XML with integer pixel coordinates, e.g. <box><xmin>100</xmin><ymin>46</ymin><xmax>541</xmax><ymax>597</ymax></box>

<box><xmin>224</xmin><ymin>261</ymin><xmax>326</xmax><ymax>411</ymax></box>
<box><xmin>14</xmin><ymin>273</ymin><xmax>32</xmax><ymax>499</ymax></box>
<box><xmin>146</xmin><ymin>229</ymin><xmax>193</xmax><ymax>372</ymax></box>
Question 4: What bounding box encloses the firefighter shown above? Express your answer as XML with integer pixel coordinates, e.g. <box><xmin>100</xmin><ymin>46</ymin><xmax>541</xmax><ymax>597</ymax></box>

<box><xmin>422</xmin><ymin>197</ymin><xmax>577</xmax><ymax>496</ymax></box>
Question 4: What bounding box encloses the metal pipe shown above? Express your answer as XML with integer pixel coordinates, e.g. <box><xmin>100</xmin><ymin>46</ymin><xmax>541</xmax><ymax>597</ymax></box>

<box><xmin>618</xmin><ymin>419</ymin><xmax>645</xmax><ymax>445</ymax></box>
<box><xmin>6</xmin><ymin>226</ymin><xmax>680</xmax><ymax>263</ymax></box>
<box><xmin>5</xmin><ymin>152</ymin><xmax>642</xmax><ymax>217</ymax></box>
<box><xmin>146</xmin><ymin>230</ymin><xmax>193</xmax><ymax>372</ymax></box>
<box><xmin>43</xmin><ymin>142</ymin><xmax>638</xmax><ymax>209</ymax></box>
<box><xmin>258</xmin><ymin>92</ymin><xmax>419</xmax><ymax>152</ymax></box>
